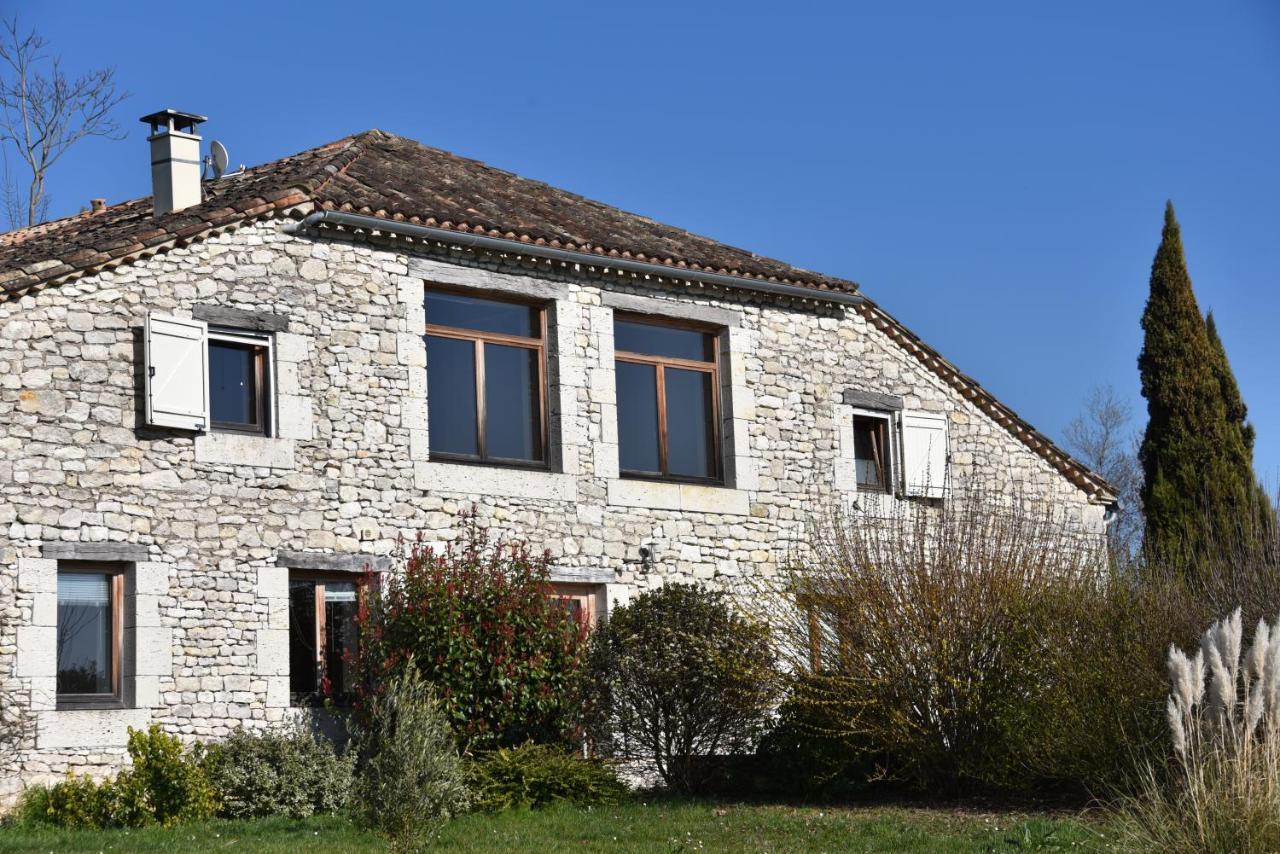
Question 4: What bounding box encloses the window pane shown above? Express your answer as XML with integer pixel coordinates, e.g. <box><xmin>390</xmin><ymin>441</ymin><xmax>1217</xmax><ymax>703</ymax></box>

<box><xmin>289</xmin><ymin>580</ymin><xmax>318</xmax><ymax>698</ymax></box>
<box><xmin>616</xmin><ymin>361</ymin><xmax>660</xmax><ymax>473</ymax></box>
<box><xmin>426</xmin><ymin>290</ymin><xmax>539</xmax><ymax>337</ymax></box>
<box><xmin>665</xmin><ymin>368</ymin><xmax>716</xmax><ymax>479</ymax></box>
<box><xmin>427</xmin><ymin>335</ymin><xmax>479</xmax><ymax>457</ymax></box>
<box><xmin>484</xmin><ymin>343</ymin><xmax>542</xmax><ymax>462</ymax></box>
<box><xmin>209</xmin><ymin>341</ymin><xmax>259</xmax><ymax>427</ymax></box>
<box><xmin>57</xmin><ymin>573</ymin><xmax>112</xmax><ymax>695</ymax></box>
<box><xmin>324</xmin><ymin>582</ymin><xmax>359</xmax><ymax>701</ymax></box>
<box><xmin>853</xmin><ymin>418</ymin><xmax>886</xmax><ymax>489</ymax></box>
<box><xmin>614</xmin><ymin>319</ymin><xmax>713</xmax><ymax>361</ymax></box>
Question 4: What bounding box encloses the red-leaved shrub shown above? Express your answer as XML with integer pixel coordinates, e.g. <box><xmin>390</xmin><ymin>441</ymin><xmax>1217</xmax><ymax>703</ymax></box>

<box><xmin>354</xmin><ymin>511</ymin><xmax>585</xmax><ymax>750</ymax></box>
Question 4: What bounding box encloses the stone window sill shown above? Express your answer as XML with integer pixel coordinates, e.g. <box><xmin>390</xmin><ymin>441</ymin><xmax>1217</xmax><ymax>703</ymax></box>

<box><xmin>606</xmin><ymin>479</ymin><xmax>750</xmax><ymax>515</ymax></box>
<box><xmin>35</xmin><ymin>707</ymin><xmax>150</xmax><ymax>750</ymax></box>
<box><xmin>414</xmin><ymin>460</ymin><xmax>577</xmax><ymax>502</ymax></box>
<box><xmin>195</xmin><ymin>432</ymin><xmax>296</xmax><ymax>469</ymax></box>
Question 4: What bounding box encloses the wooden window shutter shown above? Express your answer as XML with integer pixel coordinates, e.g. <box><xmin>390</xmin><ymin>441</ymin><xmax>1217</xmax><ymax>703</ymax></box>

<box><xmin>901</xmin><ymin>411</ymin><xmax>948</xmax><ymax>498</ymax></box>
<box><xmin>144</xmin><ymin>313</ymin><xmax>209</xmax><ymax>431</ymax></box>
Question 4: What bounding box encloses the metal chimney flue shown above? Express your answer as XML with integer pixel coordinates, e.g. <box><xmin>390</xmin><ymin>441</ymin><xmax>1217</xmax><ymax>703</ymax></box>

<box><xmin>139</xmin><ymin>109</ymin><xmax>207</xmax><ymax>217</ymax></box>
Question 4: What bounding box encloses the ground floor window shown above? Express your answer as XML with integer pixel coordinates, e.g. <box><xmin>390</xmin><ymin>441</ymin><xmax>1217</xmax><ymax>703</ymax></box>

<box><xmin>56</xmin><ymin>567</ymin><xmax>123</xmax><ymax>708</ymax></box>
<box><xmin>289</xmin><ymin>574</ymin><xmax>362</xmax><ymax>705</ymax></box>
<box><xmin>549</xmin><ymin>582</ymin><xmax>605</xmax><ymax>627</ymax></box>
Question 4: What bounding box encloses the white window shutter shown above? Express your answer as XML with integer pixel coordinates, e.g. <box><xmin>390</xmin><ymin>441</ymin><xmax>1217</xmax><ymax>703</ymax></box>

<box><xmin>901</xmin><ymin>411</ymin><xmax>948</xmax><ymax>498</ymax></box>
<box><xmin>144</xmin><ymin>313</ymin><xmax>209</xmax><ymax>431</ymax></box>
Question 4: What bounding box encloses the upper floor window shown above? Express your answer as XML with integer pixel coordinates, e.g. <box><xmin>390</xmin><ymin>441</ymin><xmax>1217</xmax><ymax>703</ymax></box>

<box><xmin>57</xmin><ymin>568</ymin><xmax>123</xmax><ymax>708</ymax></box>
<box><xmin>614</xmin><ymin>316</ymin><xmax>720</xmax><ymax>483</ymax></box>
<box><xmin>852</xmin><ymin>414</ymin><xmax>892</xmax><ymax>493</ymax></box>
<box><xmin>425</xmin><ymin>289</ymin><xmax>547</xmax><ymax>467</ymax></box>
<box><xmin>209</xmin><ymin>329</ymin><xmax>272</xmax><ymax>435</ymax></box>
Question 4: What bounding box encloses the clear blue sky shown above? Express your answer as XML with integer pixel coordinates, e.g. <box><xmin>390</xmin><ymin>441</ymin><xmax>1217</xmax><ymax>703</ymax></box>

<box><xmin>11</xmin><ymin>0</ymin><xmax>1280</xmax><ymax>484</ymax></box>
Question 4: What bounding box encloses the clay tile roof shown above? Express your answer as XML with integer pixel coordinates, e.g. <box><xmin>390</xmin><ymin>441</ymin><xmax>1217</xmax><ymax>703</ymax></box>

<box><xmin>0</xmin><ymin>129</ymin><xmax>1115</xmax><ymax>504</ymax></box>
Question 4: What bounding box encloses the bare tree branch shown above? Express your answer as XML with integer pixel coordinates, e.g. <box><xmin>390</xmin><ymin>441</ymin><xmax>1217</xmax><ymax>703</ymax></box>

<box><xmin>0</xmin><ymin>16</ymin><xmax>127</xmax><ymax>228</ymax></box>
<box><xmin>1065</xmin><ymin>384</ymin><xmax>1145</xmax><ymax>555</ymax></box>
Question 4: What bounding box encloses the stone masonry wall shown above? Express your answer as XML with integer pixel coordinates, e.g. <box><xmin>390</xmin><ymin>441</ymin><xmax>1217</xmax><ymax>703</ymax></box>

<box><xmin>0</xmin><ymin>217</ymin><xmax>1106</xmax><ymax>798</ymax></box>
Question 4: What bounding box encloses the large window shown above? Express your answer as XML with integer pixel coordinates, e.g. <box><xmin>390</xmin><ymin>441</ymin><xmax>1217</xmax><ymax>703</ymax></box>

<box><xmin>425</xmin><ymin>289</ymin><xmax>547</xmax><ymax>466</ymax></box>
<box><xmin>56</xmin><ymin>568</ymin><xmax>122</xmax><ymax>707</ymax></box>
<box><xmin>614</xmin><ymin>317</ymin><xmax>720</xmax><ymax>482</ymax></box>
<box><xmin>289</xmin><ymin>574</ymin><xmax>362</xmax><ymax>705</ymax></box>
<box><xmin>208</xmin><ymin>329</ymin><xmax>272</xmax><ymax>435</ymax></box>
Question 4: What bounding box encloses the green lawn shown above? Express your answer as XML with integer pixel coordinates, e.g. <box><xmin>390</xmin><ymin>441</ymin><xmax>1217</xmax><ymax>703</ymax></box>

<box><xmin>0</xmin><ymin>802</ymin><xmax>1110</xmax><ymax>852</ymax></box>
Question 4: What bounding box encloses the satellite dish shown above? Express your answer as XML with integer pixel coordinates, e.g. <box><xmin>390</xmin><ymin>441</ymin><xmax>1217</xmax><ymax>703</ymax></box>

<box><xmin>210</xmin><ymin>140</ymin><xmax>229</xmax><ymax>179</ymax></box>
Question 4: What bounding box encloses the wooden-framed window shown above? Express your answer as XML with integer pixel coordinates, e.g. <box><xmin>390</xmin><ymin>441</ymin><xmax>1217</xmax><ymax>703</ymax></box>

<box><xmin>425</xmin><ymin>288</ymin><xmax>548</xmax><ymax>467</ymax></box>
<box><xmin>852</xmin><ymin>414</ymin><xmax>892</xmax><ymax>493</ymax></box>
<box><xmin>288</xmin><ymin>573</ymin><xmax>364</xmax><ymax>706</ymax></box>
<box><xmin>614</xmin><ymin>315</ymin><xmax>721</xmax><ymax>483</ymax></box>
<box><xmin>803</xmin><ymin>596</ymin><xmax>853</xmax><ymax>673</ymax></box>
<box><xmin>208</xmin><ymin>328</ymin><xmax>272</xmax><ymax>436</ymax></box>
<box><xmin>56</xmin><ymin>566</ymin><xmax>123</xmax><ymax>708</ymax></box>
<box><xmin>549</xmin><ymin>582</ymin><xmax>603</xmax><ymax>627</ymax></box>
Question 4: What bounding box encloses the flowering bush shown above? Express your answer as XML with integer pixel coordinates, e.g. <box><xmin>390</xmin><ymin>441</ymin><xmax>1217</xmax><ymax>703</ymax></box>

<box><xmin>355</xmin><ymin>511</ymin><xmax>585</xmax><ymax>750</ymax></box>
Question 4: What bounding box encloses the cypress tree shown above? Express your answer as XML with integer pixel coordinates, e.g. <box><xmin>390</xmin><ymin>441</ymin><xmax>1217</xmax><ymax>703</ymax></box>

<box><xmin>1204</xmin><ymin>309</ymin><xmax>1272</xmax><ymax>528</ymax></box>
<box><xmin>1138</xmin><ymin>202</ymin><xmax>1266</xmax><ymax>569</ymax></box>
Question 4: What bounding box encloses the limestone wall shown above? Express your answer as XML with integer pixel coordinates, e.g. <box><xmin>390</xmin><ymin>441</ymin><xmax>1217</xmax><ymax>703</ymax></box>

<box><xmin>0</xmin><ymin>217</ymin><xmax>1106</xmax><ymax>795</ymax></box>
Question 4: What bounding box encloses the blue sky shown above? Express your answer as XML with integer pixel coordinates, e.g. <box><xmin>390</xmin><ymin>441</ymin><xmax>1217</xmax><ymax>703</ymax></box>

<box><xmin>10</xmin><ymin>0</ymin><xmax>1280</xmax><ymax>484</ymax></box>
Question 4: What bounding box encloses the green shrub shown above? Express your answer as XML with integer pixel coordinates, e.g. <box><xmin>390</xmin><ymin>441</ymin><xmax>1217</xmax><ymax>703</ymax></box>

<box><xmin>355</xmin><ymin>512</ymin><xmax>585</xmax><ymax>750</ymax></box>
<box><xmin>466</xmin><ymin>744</ymin><xmax>628</xmax><ymax>812</ymax></box>
<box><xmin>198</xmin><ymin>723</ymin><xmax>354</xmax><ymax>819</ymax></box>
<box><xmin>116</xmin><ymin>724</ymin><xmax>217</xmax><ymax>826</ymax></box>
<box><xmin>15</xmin><ymin>725</ymin><xmax>214</xmax><ymax>828</ymax></box>
<box><xmin>581</xmin><ymin>584</ymin><xmax>779</xmax><ymax>794</ymax></box>
<box><xmin>350</xmin><ymin>665</ymin><xmax>471</xmax><ymax>843</ymax></box>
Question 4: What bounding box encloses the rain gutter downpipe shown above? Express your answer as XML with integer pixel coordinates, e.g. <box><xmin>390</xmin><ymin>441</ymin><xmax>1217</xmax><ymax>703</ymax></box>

<box><xmin>286</xmin><ymin>210</ymin><xmax>864</xmax><ymax>307</ymax></box>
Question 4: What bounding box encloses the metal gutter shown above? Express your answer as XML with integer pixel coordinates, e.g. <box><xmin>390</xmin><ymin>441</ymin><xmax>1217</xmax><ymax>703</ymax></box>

<box><xmin>286</xmin><ymin>210</ymin><xmax>864</xmax><ymax>306</ymax></box>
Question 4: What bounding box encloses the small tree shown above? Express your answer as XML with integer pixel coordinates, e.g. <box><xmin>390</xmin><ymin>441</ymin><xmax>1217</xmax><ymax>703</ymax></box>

<box><xmin>354</xmin><ymin>512</ymin><xmax>584</xmax><ymax>750</ymax></box>
<box><xmin>0</xmin><ymin>16</ymin><xmax>127</xmax><ymax>229</ymax></box>
<box><xmin>1064</xmin><ymin>383</ymin><xmax>1144</xmax><ymax>554</ymax></box>
<box><xmin>349</xmin><ymin>666</ymin><xmax>470</xmax><ymax>844</ymax></box>
<box><xmin>581</xmin><ymin>584</ymin><xmax>779</xmax><ymax>793</ymax></box>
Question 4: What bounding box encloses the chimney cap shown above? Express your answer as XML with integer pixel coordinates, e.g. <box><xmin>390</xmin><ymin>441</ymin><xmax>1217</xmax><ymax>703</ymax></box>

<box><xmin>90</xmin><ymin>198</ymin><xmax>106</xmax><ymax>213</ymax></box>
<box><xmin>139</xmin><ymin>109</ymin><xmax>207</xmax><ymax>136</ymax></box>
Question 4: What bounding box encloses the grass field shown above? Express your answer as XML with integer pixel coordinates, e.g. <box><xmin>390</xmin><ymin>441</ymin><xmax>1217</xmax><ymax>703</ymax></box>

<box><xmin>0</xmin><ymin>801</ymin><xmax>1110</xmax><ymax>852</ymax></box>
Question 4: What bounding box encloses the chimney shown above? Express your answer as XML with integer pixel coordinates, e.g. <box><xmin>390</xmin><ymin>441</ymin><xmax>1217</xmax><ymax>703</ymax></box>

<box><xmin>139</xmin><ymin>109</ymin><xmax>207</xmax><ymax>217</ymax></box>
<box><xmin>90</xmin><ymin>198</ymin><xmax>106</xmax><ymax>214</ymax></box>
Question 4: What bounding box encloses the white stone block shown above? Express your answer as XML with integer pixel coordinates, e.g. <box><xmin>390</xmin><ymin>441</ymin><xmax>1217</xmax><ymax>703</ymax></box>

<box><xmin>17</xmin><ymin>558</ymin><xmax>55</xmax><ymax>594</ymax></box>
<box><xmin>132</xmin><ymin>562</ymin><xmax>170</xmax><ymax>596</ymax></box>
<box><xmin>409</xmin><ymin>429</ymin><xmax>429</xmax><ymax>461</ymax></box>
<box><xmin>265</xmin><ymin>676</ymin><xmax>290</xmax><ymax>709</ymax></box>
<box><xmin>195</xmin><ymin>433</ymin><xmax>296</xmax><ymax>469</ymax></box>
<box><xmin>132</xmin><ymin>675</ymin><xmax>160</xmax><ymax>708</ymax></box>
<box><xmin>256</xmin><ymin>629</ymin><xmax>289</xmax><ymax>677</ymax></box>
<box><xmin>274</xmin><ymin>332</ymin><xmax>308</xmax><ymax>363</ymax></box>
<box><xmin>134</xmin><ymin>627</ymin><xmax>173</xmax><ymax>676</ymax></box>
<box><xmin>397</xmin><ymin>332</ymin><xmax>426</xmax><ymax>368</ymax></box>
<box><xmin>30</xmin><ymin>592</ymin><xmax>55</xmax><ymax>627</ymax></box>
<box><xmin>36</xmin><ymin>708</ymin><xmax>151</xmax><ymax>750</ymax></box>
<box><xmin>276</xmin><ymin>394</ymin><xmax>314</xmax><ymax>440</ymax></box>
<box><xmin>680</xmin><ymin>483</ymin><xmax>750</xmax><ymax>516</ymax></box>
<box><xmin>413</xmin><ymin>461</ymin><xmax>577</xmax><ymax>502</ymax></box>
<box><xmin>256</xmin><ymin>566</ymin><xmax>288</xmax><ymax>601</ymax></box>
<box><xmin>16</xmin><ymin>625</ymin><xmax>55</xmax><ymax>678</ymax></box>
<box><xmin>29</xmin><ymin>677</ymin><xmax>56</xmax><ymax>712</ymax></box>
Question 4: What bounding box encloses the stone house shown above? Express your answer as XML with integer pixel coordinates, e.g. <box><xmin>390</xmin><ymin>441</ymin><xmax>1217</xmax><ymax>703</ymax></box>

<box><xmin>0</xmin><ymin>110</ymin><xmax>1114</xmax><ymax>795</ymax></box>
